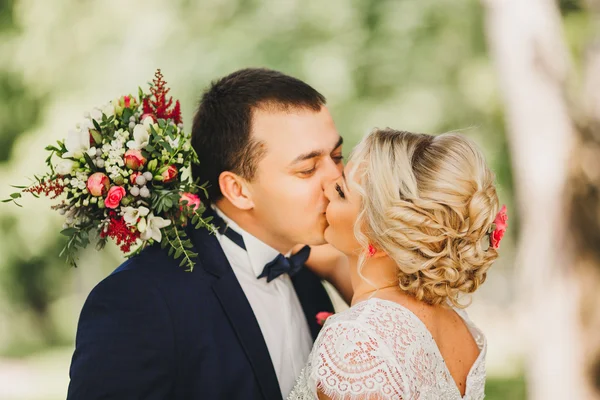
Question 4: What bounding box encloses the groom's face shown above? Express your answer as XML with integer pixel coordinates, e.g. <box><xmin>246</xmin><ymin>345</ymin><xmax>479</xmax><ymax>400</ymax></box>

<box><xmin>247</xmin><ymin>106</ymin><xmax>343</xmax><ymax>251</ymax></box>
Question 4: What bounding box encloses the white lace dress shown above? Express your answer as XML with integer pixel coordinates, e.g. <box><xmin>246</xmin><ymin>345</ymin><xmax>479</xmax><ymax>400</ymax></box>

<box><xmin>288</xmin><ymin>298</ymin><xmax>486</xmax><ymax>400</ymax></box>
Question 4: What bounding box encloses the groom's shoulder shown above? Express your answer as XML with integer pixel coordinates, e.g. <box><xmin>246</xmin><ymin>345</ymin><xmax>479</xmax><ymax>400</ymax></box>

<box><xmin>103</xmin><ymin>244</ymin><xmax>212</xmax><ymax>291</ymax></box>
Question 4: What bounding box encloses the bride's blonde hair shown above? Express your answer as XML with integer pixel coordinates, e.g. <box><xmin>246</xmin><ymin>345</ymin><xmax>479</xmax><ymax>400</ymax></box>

<box><xmin>349</xmin><ymin>129</ymin><xmax>500</xmax><ymax>308</ymax></box>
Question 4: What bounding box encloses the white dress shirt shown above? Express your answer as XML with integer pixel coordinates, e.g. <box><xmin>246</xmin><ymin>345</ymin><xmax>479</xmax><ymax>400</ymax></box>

<box><xmin>213</xmin><ymin>207</ymin><xmax>313</xmax><ymax>398</ymax></box>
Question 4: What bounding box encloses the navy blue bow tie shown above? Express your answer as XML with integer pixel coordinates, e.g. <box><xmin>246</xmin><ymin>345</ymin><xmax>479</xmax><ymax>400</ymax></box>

<box><xmin>206</xmin><ymin>208</ymin><xmax>310</xmax><ymax>282</ymax></box>
<box><xmin>258</xmin><ymin>244</ymin><xmax>310</xmax><ymax>282</ymax></box>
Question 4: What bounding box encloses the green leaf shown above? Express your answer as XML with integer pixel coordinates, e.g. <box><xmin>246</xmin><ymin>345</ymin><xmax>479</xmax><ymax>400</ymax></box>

<box><xmin>83</xmin><ymin>152</ymin><xmax>97</xmax><ymax>172</ymax></box>
<box><xmin>90</xmin><ymin>129</ymin><xmax>103</xmax><ymax>145</ymax></box>
<box><xmin>10</xmin><ymin>192</ymin><xmax>21</xmax><ymax>199</ymax></box>
<box><xmin>92</xmin><ymin>119</ymin><xmax>102</xmax><ymax>133</ymax></box>
<box><xmin>122</xmin><ymin>108</ymin><xmax>133</xmax><ymax>123</ymax></box>
<box><xmin>60</xmin><ymin>228</ymin><xmax>77</xmax><ymax>236</ymax></box>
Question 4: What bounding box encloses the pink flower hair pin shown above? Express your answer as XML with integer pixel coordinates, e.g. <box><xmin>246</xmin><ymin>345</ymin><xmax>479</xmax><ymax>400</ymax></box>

<box><xmin>316</xmin><ymin>311</ymin><xmax>334</xmax><ymax>326</ymax></box>
<box><xmin>489</xmin><ymin>205</ymin><xmax>508</xmax><ymax>249</ymax></box>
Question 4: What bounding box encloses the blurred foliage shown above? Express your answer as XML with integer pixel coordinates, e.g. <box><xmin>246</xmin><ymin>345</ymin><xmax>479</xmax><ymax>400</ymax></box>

<box><xmin>560</xmin><ymin>0</ymin><xmax>584</xmax><ymax>14</ymax></box>
<box><xmin>0</xmin><ymin>74</ymin><xmax>46</xmax><ymax>162</ymax></box>
<box><xmin>0</xmin><ymin>0</ymin><xmax>46</xmax><ymax>162</ymax></box>
<box><xmin>486</xmin><ymin>376</ymin><xmax>527</xmax><ymax>400</ymax></box>
<box><xmin>0</xmin><ymin>0</ymin><xmax>17</xmax><ymax>30</ymax></box>
<box><xmin>0</xmin><ymin>216</ymin><xmax>70</xmax><ymax>345</ymax></box>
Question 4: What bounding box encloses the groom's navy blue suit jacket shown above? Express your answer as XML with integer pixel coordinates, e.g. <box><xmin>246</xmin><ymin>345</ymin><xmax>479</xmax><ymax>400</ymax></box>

<box><xmin>67</xmin><ymin>225</ymin><xmax>334</xmax><ymax>400</ymax></box>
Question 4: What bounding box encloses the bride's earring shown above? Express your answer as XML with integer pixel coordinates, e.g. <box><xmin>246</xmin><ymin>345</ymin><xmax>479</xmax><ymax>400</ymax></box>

<box><xmin>367</xmin><ymin>244</ymin><xmax>376</xmax><ymax>257</ymax></box>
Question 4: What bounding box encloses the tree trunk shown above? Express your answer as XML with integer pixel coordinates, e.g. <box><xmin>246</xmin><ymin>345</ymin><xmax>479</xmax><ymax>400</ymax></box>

<box><xmin>482</xmin><ymin>0</ymin><xmax>591</xmax><ymax>398</ymax></box>
<box><xmin>568</xmin><ymin>9</ymin><xmax>600</xmax><ymax>393</ymax></box>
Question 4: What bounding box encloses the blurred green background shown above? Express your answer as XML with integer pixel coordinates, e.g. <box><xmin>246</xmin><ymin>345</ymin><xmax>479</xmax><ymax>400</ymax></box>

<box><xmin>0</xmin><ymin>0</ymin><xmax>589</xmax><ymax>399</ymax></box>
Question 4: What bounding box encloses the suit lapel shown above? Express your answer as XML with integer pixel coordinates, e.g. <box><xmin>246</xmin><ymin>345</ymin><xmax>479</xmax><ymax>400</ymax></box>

<box><xmin>291</xmin><ymin>266</ymin><xmax>335</xmax><ymax>341</ymax></box>
<box><xmin>190</xmin><ymin>227</ymin><xmax>282</xmax><ymax>400</ymax></box>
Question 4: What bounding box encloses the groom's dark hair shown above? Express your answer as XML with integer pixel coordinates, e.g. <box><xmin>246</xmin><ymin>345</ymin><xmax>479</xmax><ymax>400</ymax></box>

<box><xmin>191</xmin><ymin>68</ymin><xmax>326</xmax><ymax>203</ymax></box>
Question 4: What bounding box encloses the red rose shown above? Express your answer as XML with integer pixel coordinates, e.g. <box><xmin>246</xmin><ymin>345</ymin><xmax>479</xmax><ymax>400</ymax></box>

<box><xmin>316</xmin><ymin>311</ymin><xmax>334</xmax><ymax>326</ymax></box>
<box><xmin>105</xmin><ymin>186</ymin><xmax>126</xmax><ymax>209</ymax></box>
<box><xmin>161</xmin><ymin>165</ymin><xmax>178</xmax><ymax>183</ymax></box>
<box><xmin>124</xmin><ymin>149</ymin><xmax>147</xmax><ymax>170</ymax></box>
<box><xmin>86</xmin><ymin>172</ymin><xmax>110</xmax><ymax>197</ymax></box>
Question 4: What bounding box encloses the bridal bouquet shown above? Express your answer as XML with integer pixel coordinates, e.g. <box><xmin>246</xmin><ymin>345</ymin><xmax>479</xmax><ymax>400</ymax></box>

<box><xmin>4</xmin><ymin>70</ymin><xmax>214</xmax><ymax>270</ymax></box>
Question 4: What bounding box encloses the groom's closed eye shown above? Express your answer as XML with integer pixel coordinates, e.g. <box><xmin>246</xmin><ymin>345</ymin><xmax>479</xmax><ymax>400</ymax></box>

<box><xmin>331</xmin><ymin>154</ymin><xmax>344</xmax><ymax>164</ymax></box>
<box><xmin>298</xmin><ymin>164</ymin><xmax>317</xmax><ymax>176</ymax></box>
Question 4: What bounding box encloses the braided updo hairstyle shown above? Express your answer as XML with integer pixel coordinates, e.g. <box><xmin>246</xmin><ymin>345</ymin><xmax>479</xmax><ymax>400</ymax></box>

<box><xmin>349</xmin><ymin>129</ymin><xmax>500</xmax><ymax>308</ymax></box>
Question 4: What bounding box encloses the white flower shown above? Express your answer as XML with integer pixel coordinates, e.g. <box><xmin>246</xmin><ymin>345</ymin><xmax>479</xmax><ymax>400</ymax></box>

<box><xmin>63</xmin><ymin>128</ymin><xmax>90</xmax><ymax>159</ymax></box>
<box><xmin>90</xmin><ymin>108</ymin><xmax>103</xmax><ymax>121</ymax></box>
<box><xmin>137</xmin><ymin>217</ymin><xmax>147</xmax><ymax>233</ymax></box>
<box><xmin>142</xmin><ymin>115</ymin><xmax>155</xmax><ymax>129</ymax></box>
<box><xmin>87</xmin><ymin>147</ymin><xmax>97</xmax><ymax>157</ymax></box>
<box><xmin>80</xmin><ymin>119</ymin><xmax>94</xmax><ymax>133</ymax></box>
<box><xmin>140</xmin><ymin>214</ymin><xmax>171</xmax><ymax>242</ymax></box>
<box><xmin>55</xmin><ymin>159</ymin><xmax>76</xmax><ymax>175</ymax></box>
<box><xmin>102</xmin><ymin>102</ymin><xmax>115</xmax><ymax>118</ymax></box>
<box><xmin>126</xmin><ymin>124</ymin><xmax>150</xmax><ymax>150</ymax></box>
<box><xmin>166</xmin><ymin>136</ymin><xmax>180</xmax><ymax>149</ymax></box>
<box><xmin>122</xmin><ymin>206</ymin><xmax>150</xmax><ymax>226</ymax></box>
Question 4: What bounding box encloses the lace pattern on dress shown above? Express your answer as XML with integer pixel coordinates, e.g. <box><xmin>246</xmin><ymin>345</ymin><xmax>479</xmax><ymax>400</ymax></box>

<box><xmin>288</xmin><ymin>298</ymin><xmax>487</xmax><ymax>400</ymax></box>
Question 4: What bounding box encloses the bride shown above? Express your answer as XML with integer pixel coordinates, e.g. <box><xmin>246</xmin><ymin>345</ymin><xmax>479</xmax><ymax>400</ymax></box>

<box><xmin>290</xmin><ymin>128</ymin><xmax>506</xmax><ymax>399</ymax></box>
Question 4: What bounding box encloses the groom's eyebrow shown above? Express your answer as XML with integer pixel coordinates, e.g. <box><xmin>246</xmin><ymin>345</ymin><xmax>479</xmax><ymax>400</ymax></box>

<box><xmin>289</xmin><ymin>136</ymin><xmax>344</xmax><ymax>165</ymax></box>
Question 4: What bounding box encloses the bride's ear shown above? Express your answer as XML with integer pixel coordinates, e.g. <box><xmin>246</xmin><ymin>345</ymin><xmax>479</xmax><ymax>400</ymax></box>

<box><xmin>218</xmin><ymin>171</ymin><xmax>254</xmax><ymax>210</ymax></box>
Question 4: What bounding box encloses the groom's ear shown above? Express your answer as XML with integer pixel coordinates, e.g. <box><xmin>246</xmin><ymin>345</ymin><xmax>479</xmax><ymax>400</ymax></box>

<box><xmin>218</xmin><ymin>171</ymin><xmax>255</xmax><ymax>210</ymax></box>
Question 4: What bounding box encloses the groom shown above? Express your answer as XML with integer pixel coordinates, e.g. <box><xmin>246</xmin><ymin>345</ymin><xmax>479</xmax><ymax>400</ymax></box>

<box><xmin>67</xmin><ymin>68</ymin><xmax>344</xmax><ymax>399</ymax></box>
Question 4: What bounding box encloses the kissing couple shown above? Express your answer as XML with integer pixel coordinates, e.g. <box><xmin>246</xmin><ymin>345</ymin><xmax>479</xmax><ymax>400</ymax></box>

<box><xmin>67</xmin><ymin>68</ymin><xmax>505</xmax><ymax>400</ymax></box>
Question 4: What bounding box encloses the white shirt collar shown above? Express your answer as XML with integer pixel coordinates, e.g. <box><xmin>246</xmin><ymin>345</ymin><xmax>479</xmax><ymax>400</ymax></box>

<box><xmin>212</xmin><ymin>206</ymin><xmax>281</xmax><ymax>278</ymax></box>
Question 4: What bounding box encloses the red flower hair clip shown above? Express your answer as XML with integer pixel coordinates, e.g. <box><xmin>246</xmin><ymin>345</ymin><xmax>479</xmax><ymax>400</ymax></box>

<box><xmin>489</xmin><ymin>205</ymin><xmax>508</xmax><ymax>249</ymax></box>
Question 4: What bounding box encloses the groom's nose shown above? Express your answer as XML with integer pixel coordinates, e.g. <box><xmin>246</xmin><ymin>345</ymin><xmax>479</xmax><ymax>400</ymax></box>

<box><xmin>321</xmin><ymin>158</ymin><xmax>343</xmax><ymax>187</ymax></box>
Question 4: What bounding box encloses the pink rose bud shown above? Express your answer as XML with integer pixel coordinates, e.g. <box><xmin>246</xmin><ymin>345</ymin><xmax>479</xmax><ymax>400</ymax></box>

<box><xmin>161</xmin><ymin>165</ymin><xmax>178</xmax><ymax>183</ymax></box>
<box><xmin>123</xmin><ymin>95</ymin><xmax>132</xmax><ymax>108</ymax></box>
<box><xmin>124</xmin><ymin>149</ymin><xmax>147</xmax><ymax>170</ymax></box>
<box><xmin>86</xmin><ymin>172</ymin><xmax>110</xmax><ymax>197</ymax></box>
<box><xmin>129</xmin><ymin>171</ymin><xmax>141</xmax><ymax>185</ymax></box>
<box><xmin>104</xmin><ymin>186</ymin><xmax>126</xmax><ymax>209</ymax></box>
<box><xmin>179</xmin><ymin>192</ymin><xmax>201</xmax><ymax>211</ymax></box>
<box><xmin>316</xmin><ymin>311</ymin><xmax>334</xmax><ymax>326</ymax></box>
